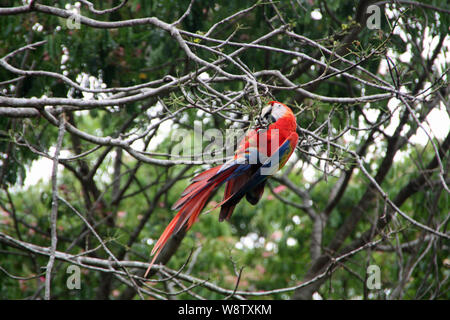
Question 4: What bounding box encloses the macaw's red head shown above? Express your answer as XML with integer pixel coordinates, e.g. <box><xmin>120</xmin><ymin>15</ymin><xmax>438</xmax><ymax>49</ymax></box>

<box><xmin>259</xmin><ymin>101</ymin><xmax>297</xmax><ymax>131</ymax></box>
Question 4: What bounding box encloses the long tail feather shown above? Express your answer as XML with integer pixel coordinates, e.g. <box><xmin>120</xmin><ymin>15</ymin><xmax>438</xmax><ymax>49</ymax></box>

<box><xmin>144</xmin><ymin>212</ymin><xmax>180</xmax><ymax>277</ymax></box>
<box><xmin>219</xmin><ymin>166</ymin><xmax>257</xmax><ymax>221</ymax></box>
<box><xmin>144</xmin><ymin>164</ymin><xmax>238</xmax><ymax>277</ymax></box>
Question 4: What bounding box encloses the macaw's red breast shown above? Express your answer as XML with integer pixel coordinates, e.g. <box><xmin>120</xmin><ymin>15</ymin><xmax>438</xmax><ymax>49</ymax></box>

<box><xmin>234</xmin><ymin>109</ymin><xmax>297</xmax><ymax>159</ymax></box>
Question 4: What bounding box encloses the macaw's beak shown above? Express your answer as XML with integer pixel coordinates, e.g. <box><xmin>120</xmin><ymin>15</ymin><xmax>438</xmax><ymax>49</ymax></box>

<box><xmin>257</xmin><ymin>105</ymin><xmax>272</xmax><ymax>128</ymax></box>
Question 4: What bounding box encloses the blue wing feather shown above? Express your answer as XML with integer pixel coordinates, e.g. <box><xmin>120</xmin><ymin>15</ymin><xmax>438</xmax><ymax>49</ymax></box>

<box><xmin>220</xmin><ymin>133</ymin><xmax>297</xmax><ymax>207</ymax></box>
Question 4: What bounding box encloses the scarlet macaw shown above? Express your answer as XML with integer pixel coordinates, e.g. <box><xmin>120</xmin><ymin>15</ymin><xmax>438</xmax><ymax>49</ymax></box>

<box><xmin>144</xmin><ymin>101</ymin><xmax>298</xmax><ymax>277</ymax></box>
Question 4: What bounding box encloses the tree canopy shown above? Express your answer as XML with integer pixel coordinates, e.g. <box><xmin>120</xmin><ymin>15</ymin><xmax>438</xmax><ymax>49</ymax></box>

<box><xmin>0</xmin><ymin>0</ymin><xmax>449</xmax><ymax>300</ymax></box>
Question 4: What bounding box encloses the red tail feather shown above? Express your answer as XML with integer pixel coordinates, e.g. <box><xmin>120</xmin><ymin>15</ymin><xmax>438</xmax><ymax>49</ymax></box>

<box><xmin>171</xmin><ymin>165</ymin><xmax>227</xmax><ymax>211</ymax></box>
<box><xmin>219</xmin><ymin>168</ymin><xmax>255</xmax><ymax>221</ymax></box>
<box><xmin>144</xmin><ymin>164</ymin><xmax>235</xmax><ymax>277</ymax></box>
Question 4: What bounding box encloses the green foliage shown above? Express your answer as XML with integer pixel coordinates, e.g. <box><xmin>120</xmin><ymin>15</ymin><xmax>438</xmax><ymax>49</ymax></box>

<box><xmin>0</xmin><ymin>0</ymin><xmax>448</xmax><ymax>300</ymax></box>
